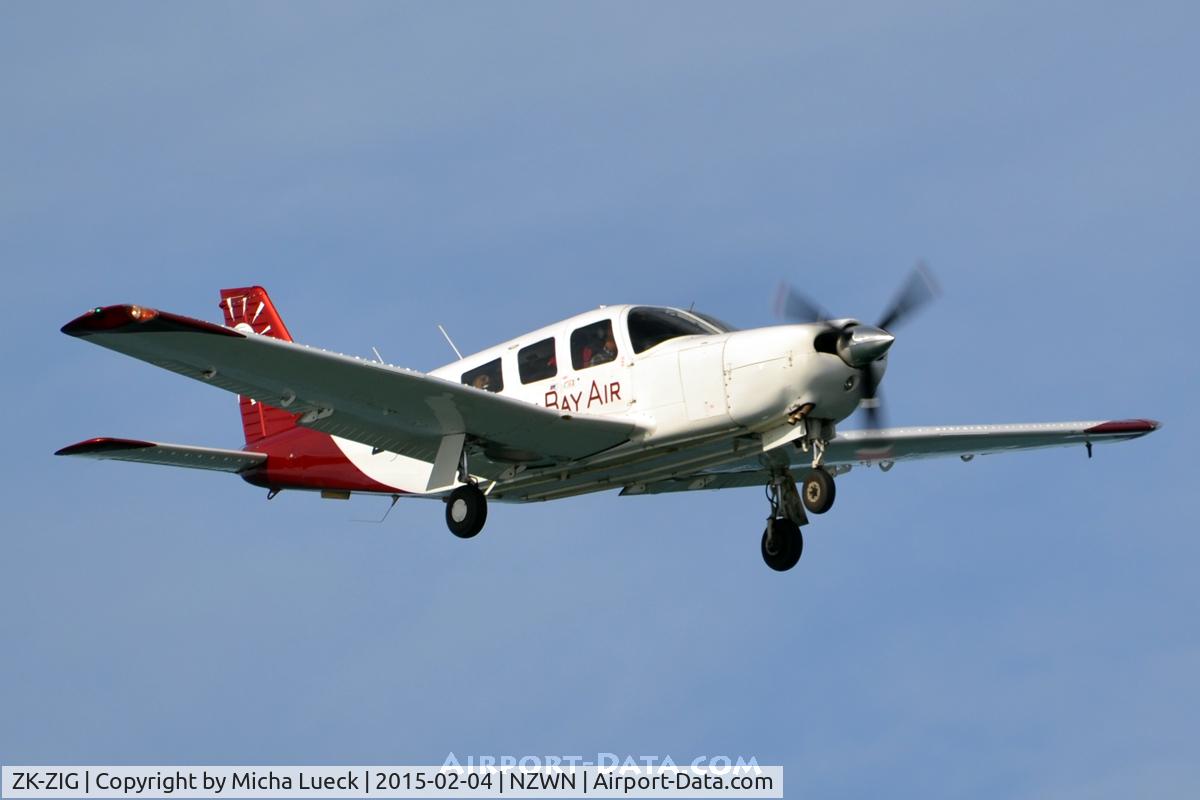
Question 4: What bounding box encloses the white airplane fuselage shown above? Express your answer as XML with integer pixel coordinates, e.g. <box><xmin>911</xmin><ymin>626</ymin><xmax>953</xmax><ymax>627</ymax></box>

<box><xmin>331</xmin><ymin>305</ymin><xmax>873</xmax><ymax>497</ymax></box>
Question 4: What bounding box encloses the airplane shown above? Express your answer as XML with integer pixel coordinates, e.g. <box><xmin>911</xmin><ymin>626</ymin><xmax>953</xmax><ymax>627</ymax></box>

<box><xmin>56</xmin><ymin>271</ymin><xmax>1159</xmax><ymax>571</ymax></box>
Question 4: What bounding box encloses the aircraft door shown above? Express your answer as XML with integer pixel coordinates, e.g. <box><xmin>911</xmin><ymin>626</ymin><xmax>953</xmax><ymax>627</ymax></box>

<box><xmin>554</xmin><ymin>318</ymin><xmax>632</xmax><ymax>416</ymax></box>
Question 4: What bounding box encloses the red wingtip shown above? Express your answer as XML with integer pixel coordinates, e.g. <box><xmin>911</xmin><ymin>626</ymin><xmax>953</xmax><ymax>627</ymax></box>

<box><xmin>61</xmin><ymin>306</ymin><xmax>241</xmax><ymax>338</ymax></box>
<box><xmin>61</xmin><ymin>305</ymin><xmax>159</xmax><ymax>336</ymax></box>
<box><xmin>55</xmin><ymin>437</ymin><xmax>157</xmax><ymax>456</ymax></box>
<box><xmin>1084</xmin><ymin>419</ymin><xmax>1161</xmax><ymax>435</ymax></box>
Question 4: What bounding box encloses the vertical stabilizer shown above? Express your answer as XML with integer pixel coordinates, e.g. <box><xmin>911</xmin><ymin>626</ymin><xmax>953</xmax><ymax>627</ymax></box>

<box><xmin>218</xmin><ymin>286</ymin><xmax>297</xmax><ymax>445</ymax></box>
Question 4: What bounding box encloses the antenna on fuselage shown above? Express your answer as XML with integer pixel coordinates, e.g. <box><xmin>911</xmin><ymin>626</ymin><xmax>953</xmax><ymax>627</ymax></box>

<box><xmin>437</xmin><ymin>324</ymin><xmax>464</xmax><ymax>360</ymax></box>
<box><xmin>371</xmin><ymin>346</ymin><xmax>386</xmax><ymax>363</ymax></box>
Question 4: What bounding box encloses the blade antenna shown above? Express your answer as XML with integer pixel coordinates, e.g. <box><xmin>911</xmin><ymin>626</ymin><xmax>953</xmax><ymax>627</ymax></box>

<box><xmin>353</xmin><ymin>494</ymin><xmax>401</xmax><ymax>524</ymax></box>
<box><xmin>437</xmin><ymin>324</ymin><xmax>464</xmax><ymax>360</ymax></box>
<box><xmin>371</xmin><ymin>346</ymin><xmax>386</xmax><ymax>364</ymax></box>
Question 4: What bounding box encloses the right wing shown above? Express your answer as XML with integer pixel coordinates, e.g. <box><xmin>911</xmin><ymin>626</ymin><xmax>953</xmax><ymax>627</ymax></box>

<box><xmin>825</xmin><ymin>420</ymin><xmax>1160</xmax><ymax>463</ymax></box>
<box><xmin>622</xmin><ymin>419</ymin><xmax>1159</xmax><ymax>495</ymax></box>
<box><xmin>62</xmin><ymin>304</ymin><xmax>643</xmax><ymax>472</ymax></box>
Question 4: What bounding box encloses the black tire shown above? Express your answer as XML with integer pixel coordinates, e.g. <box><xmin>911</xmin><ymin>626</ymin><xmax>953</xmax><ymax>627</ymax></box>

<box><xmin>445</xmin><ymin>484</ymin><xmax>487</xmax><ymax>538</ymax></box>
<box><xmin>761</xmin><ymin>518</ymin><xmax>803</xmax><ymax>571</ymax></box>
<box><xmin>802</xmin><ymin>469</ymin><xmax>836</xmax><ymax>514</ymax></box>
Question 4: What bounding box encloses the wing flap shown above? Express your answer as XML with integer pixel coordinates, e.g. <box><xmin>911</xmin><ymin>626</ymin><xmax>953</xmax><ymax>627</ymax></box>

<box><xmin>621</xmin><ymin>469</ymin><xmax>782</xmax><ymax>495</ymax></box>
<box><xmin>62</xmin><ymin>305</ymin><xmax>642</xmax><ymax>466</ymax></box>
<box><xmin>56</xmin><ymin>437</ymin><xmax>266</xmax><ymax>473</ymax></box>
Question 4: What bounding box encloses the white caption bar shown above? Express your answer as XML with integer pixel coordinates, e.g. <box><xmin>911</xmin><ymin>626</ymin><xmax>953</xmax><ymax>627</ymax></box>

<box><xmin>2</xmin><ymin>767</ymin><xmax>783</xmax><ymax>799</ymax></box>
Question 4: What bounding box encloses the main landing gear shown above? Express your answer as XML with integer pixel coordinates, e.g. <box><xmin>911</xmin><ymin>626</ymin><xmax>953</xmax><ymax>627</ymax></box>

<box><xmin>762</xmin><ymin>517</ymin><xmax>803</xmax><ymax>572</ymax></box>
<box><xmin>444</xmin><ymin>445</ymin><xmax>488</xmax><ymax>538</ymax></box>
<box><xmin>445</xmin><ymin>483</ymin><xmax>487</xmax><ymax>538</ymax></box>
<box><xmin>760</xmin><ymin>467</ymin><xmax>838</xmax><ymax>571</ymax></box>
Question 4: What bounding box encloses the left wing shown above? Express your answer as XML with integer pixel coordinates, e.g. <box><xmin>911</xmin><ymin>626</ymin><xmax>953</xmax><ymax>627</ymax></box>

<box><xmin>61</xmin><ymin>304</ymin><xmax>643</xmax><ymax>472</ymax></box>
<box><xmin>622</xmin><ymin>419</ymin><xmax>1159</xmax><ymax>495</ymax></box>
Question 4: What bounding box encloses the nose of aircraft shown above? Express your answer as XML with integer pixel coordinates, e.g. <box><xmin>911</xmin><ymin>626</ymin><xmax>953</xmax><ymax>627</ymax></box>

<box><xmin>838</xmin><ymin>325</ymin><xmax>895</xmax><ymax>367</ymax></box>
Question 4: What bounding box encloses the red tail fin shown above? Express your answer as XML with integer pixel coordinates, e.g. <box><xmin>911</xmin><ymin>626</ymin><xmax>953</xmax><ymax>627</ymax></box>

<box><xmin>219</xmin><ymin>286</ymin><xmax>298</xmax><ymax>446</ymax></box>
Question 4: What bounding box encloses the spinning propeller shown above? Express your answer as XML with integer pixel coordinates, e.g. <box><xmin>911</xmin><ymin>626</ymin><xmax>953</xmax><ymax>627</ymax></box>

<box><xmin>774</xmin><ymin>263</ymin><xmax>939</xmax><ymax>430</ymax></box>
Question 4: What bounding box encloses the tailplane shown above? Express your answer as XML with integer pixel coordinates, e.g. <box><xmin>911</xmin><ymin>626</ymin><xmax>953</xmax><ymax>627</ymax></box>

<box><xmin>219</xmin><ymin>286</ymin><xmax>298</xmax><ymax>445</ymax></box>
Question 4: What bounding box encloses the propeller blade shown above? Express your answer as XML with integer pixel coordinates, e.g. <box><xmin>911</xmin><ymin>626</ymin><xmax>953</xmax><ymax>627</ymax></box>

<box><xmin>774</xmin><ymin>282</ymin><xmax>829</xmax><ymax>324</ymax></box>
<box><xmin>876</xmin><ymin>262</ymin><xmax>939</xmax><ymax>331</ymax></box>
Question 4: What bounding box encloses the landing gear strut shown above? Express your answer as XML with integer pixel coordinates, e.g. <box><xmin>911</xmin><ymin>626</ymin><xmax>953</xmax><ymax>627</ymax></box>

<box><xmin>761</xmin><ymin>473</ymin><xmax>808</xmax><ymax>571</ymax></box>
<box><xmin>444</xmin><ymin>445</ymin><xmax>487</xmax><ymax>538</ymax></box>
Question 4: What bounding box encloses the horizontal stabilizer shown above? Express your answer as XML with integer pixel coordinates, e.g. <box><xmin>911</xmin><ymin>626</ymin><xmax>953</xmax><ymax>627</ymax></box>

<box><xmin>55</xmin><ymin>437</ymin><xmax>266</xmax><ymax>474</ymax></box>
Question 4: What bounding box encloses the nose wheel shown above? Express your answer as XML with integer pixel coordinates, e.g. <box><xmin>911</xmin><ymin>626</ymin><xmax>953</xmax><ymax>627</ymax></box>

<box><xmin>801</xmin><ymin>469</ymin><xmax>836</xmax><ymax>514</ymax></box>
<box><xmin>445</xmin><ymin>483</ymin><xmax>487</xmax><ymax>538</ymax></box>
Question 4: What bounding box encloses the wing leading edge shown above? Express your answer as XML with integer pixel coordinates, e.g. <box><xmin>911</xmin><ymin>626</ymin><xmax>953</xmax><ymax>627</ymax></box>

<box><xmin>60</xmin><ymin>304</ymin><xmax>642</xmax><ymax>470</ymax></box>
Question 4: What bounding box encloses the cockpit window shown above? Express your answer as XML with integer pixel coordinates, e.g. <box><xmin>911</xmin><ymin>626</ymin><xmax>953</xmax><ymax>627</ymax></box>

<box><xmin>627</xmin><ymin>307</ymin><xmax>714</xmax><ymax>354</ymax></box>
<box><xmin>571</xmin><ymin>320</ymin><xmax>618</xmax><ymax>370</ymax></box>
<box><xmin>518</xmin><ymin>337</ymin><xmax>558</xmax><ymax>384</ymax></box>
<box><xmin>462</xmin><ymin>358</ymin><xmax>503</xmax><ymax>393</ymax></box>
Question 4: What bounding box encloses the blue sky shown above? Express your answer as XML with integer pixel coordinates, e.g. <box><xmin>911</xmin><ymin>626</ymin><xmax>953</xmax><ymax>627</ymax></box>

<box><xmin>2</xmin><ymin>2</ymin><xmax>1197</xmax><ymax>797</ymax></box>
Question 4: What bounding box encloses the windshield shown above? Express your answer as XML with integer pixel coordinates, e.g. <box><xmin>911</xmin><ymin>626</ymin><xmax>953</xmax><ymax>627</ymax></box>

<box><xmin>627</xmin><ymin>307</ymin><xmax>717</xmax><ymax>354</ymax></box>
<box><xmin>690</xmin><ymin>310</ymin><xmax>737</xmax><ymax>333</ymax></box>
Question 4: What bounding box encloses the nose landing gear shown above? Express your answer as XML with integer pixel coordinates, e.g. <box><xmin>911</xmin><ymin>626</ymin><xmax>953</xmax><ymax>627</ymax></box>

<box><xmin>801</xmin><ymin>469</ymin><xmax>836</xmax><ymax>514</ymax></box>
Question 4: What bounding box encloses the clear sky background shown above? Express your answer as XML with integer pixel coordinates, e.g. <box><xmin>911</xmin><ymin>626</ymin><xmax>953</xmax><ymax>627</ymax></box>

<box><xmin>2</xmin><ymin>2</ymin><xmax>1196</xmax><ymax>797</ymax></box>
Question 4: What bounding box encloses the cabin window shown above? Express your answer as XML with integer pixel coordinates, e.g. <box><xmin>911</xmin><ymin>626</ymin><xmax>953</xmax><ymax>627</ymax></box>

<box><xmin>518</xmin><ymin>337</ymin><xmax>558</xmax><ymax>384</ymax></box>
<box><xmin>627</xmin><ymin>307</ymin><xmax>713</xmax><ymax>354</ymax></box>
<box><xmin>462</xmin><ymin>358</ymin><xmax>504</xmax><ymax>393</ymax></box>
<box><xmin>571</xmin><ymin>320</ymin><xmax>618</xmax><ymax>370</ymax></box>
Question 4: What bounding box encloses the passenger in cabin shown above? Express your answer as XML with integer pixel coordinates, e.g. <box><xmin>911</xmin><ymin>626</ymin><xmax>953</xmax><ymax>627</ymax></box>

<box><xmin>462</xmin><ymin>358</ymin><xmax>503</xmax><ymax>393</ymax></box>
<box><xmin>571</xmin><ymin>320</ymin><xmax>618</xmax><ymax>370</ymax></box>
<box><xmin>589</xmin><ymin>328</ymin><xmax>618</xmax><ymax>367</ymax></box>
